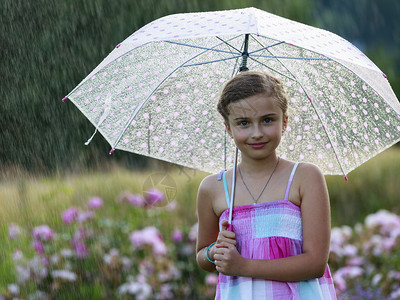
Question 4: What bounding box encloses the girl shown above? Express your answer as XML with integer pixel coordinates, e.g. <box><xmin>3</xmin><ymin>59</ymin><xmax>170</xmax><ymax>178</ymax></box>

<box><xmin>196</xmin><ymin>71</ymin><xmax>336</xmax><ymax>299</ymax></box>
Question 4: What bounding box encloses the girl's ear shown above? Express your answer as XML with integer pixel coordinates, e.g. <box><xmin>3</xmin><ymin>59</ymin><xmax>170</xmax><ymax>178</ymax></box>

<box><xmin>282</xmin><ymin>115</ymin><xmax>288</xmax><ymax>133</ymax></box>
<box><xmin>224</xmin><ymin>122</ymin><xmax>232</xmax><ymax>137</ymax></box>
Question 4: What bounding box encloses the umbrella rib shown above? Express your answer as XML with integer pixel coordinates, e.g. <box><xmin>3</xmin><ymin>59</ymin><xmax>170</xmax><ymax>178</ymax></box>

<box><xmin>216</xmin><ymin>36</ymin><xmax>242</xmax><ymax>54</ymax></box>
<box><xmin>247</xmin><ymin>56</ymin><xmax>296</xmax><ymax>82</ymax></box>
<box><xmin>251</xmin><ymin>54</ymin><xmax>330</xmax><ymax>61</ymax></box>
<box><xmin>248</xmin><ymin>41</ymin><xmax>285</xmax><ymax>54</ymax></box>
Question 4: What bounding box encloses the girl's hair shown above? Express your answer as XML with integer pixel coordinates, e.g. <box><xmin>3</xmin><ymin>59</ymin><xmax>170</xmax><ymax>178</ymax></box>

<box><xmin>217</xmin><ymin>71</ymin><xmax>289</xmax><ymax>123</ymax></box>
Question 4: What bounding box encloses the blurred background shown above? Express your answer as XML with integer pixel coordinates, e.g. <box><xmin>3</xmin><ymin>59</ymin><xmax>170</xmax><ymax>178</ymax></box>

<box><xmin>1</xmin><ymin>0</ymin><xmax>399</xmax><ymax>177</ymax></box>
<box><xmin>1</xmin><ymin>0</ymin><xmax>400</xmax><ymax>298</ymax></box>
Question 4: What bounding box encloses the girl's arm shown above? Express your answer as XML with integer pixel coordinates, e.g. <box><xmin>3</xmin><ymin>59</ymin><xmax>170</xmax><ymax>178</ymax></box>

<box><xmin>195</xmin><ymin>176</ymin><xmax>221</xmax><ymax>272</ymax></box>
<box><xmin>214</xmin><ymin>163</ymin><xmax>331</xmax><ymax>281</ymax></box>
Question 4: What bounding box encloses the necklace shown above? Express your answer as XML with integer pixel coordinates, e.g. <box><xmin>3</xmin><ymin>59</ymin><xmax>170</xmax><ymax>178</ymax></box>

<box><xmin>238</xmin><ymin>157</ymin><xmax>280</xmax><ymax>205</ymax></box>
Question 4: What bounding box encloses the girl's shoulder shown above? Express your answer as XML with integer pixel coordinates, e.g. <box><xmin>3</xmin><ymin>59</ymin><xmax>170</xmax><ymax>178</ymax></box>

<box><xmin>198</xmin><ymin>172</ymin><xmax>223</xmax><ymax>195</ymax></box>
<box><xmin>295</xmin><ymin>162</ymin><xmax>325</xmax><ymax>182</ymax></box>
<box><xmin>293</xmin><ymin>162</ymin><xmax>328</xmax><ymax>202</ymax></box>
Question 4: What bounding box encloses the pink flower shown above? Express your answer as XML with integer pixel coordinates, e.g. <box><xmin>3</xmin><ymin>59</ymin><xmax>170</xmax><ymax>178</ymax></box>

<box><xmin>33</xmin><ymin>240</ymin><xmax>44</xmax><ymax>254</ymax></box>
<box><xmin>347</xmin><ymin>256</ymin><xmax>364</xmax><ymax>266</ymax></box>
<box><xmin>365</xmin><ymin>210</ymin><xmax>400</xmax><ymax>235</ymax></box>
<box><xmin>74</xmin><ymin>242</ymin><xmax>88</xmax><ymax>259</ymax></box>
<box><xmin>144</xmin><ymin>188</ymin><xmax>165</xmax><ymax>206</ymax></box>
<box><xmin>88</xmin><ymin>197</ymin><xmax>103</xmax><ymax>210</ymax></box>
<box><xmin>62</xmin><ymin>207</ymin><xmax>79</xmax><ymax>224</ymax></box>
<box><xmin>8</xmin><ymin>223</ymin><xmax>21</xmax><ymax>240</ymax></box>
<box><xmin>205</xmin><ymin>273</ymin><xmax>218</xmax><ymax>286</ymax></box>
<box><xmin>152</xmin><ymin>240</ymin><xmax>167</xmax><ymax>255</ymax></box>
<box><xmin>119</xmin><ymin>193</ymin><xmax>146</xmax><ymax>207</ymax></box>
<box><xmin>71</xmin><ymin>227</ymin><xmax>86</xmax><ymax>243</ymax></box>
<box><xmin>129</xmin><ymin>226</ymin><xmax>167</xmax><ymax>255</ymax></box>
<box><xmin>76</xmin><ymin>211</ymin><xmax>94</xmax><ymax>223</ymax></box>
<box><xmin>32</xmin><ymin>225</ymin><xmax>55</xmax><ymax>242</ymax></box>
<box><xmin>189</xmin><ymin>223</ymin><xmax>198</xmax><ymax>242</ymax></box>
<box><xmin>333</xmin><ymin>266</ymin><xmax>363</xmax><ymax>292</ymax></box>
<box><xmin>128</xmin><ymin>194</ymin><xmax>146</xmax><ymax>206</ymax></box>
<box><xmin>171</xmin><ymin>229</ymin><xmax>184</xmax><ymax>243</ymax></box>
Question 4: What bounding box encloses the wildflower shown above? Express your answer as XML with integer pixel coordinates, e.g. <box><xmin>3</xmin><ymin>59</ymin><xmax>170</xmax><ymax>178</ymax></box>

<box><xmin>60</xmin><ymin>248</ymin><xmax>74</xmax><ymax>258</ymax></box>
<box><xmin>52</xmin><ymin>270</ymin><xmax>77</xmax><ymax>282</ymax></box>
<box><xmin>118</xmin><ymin>279</ymin><xmax>152</xmax><ymax>299</ymax></box>
<box><xmin>8</xmin><ymin>223</ymin><xmax>21</xmax><ymax>240</ymax></box>
<box><xmin>73</xmin><ymin>242</ymin><xmax>88</xmax><ymax>259</ymax></box>
<box><xmin>27</xmin><ymin>256</ymin><xmax>48</xmax><ymax>280</ymax></box>
<box><xmin>15</xmin><ymin>265</ymin><xmax>30</xmax><ymax>283</ymax></box>
<box><xmin>205</xmin><ymin>273</ymin><xmax>218</xmax><ymax>286</ymax></box>
<box><xmin>159</xmin><ymin>283</ymin><xmax>174</xmax><ymax>299</ymax></box>
<box><xmin>119</xmin><ymin>192</ymin><xmax>146</xmax><ymax>207</ymax></box>
<box><xmin>372</xmin><ymin>273</ymin><xmax>383</xmax><ymax>286</ymax></box>
<box><xmin>104</xmin><ymin>248</ymin><xmax>119</xmax><ymax>265</ymax></box>
<box><xmin>347</xmin><ymin>256</ymin><xmax>364</xmax><ymax>266</ymax></box>
<box><xmin>12</xmin><ymin>249</ymin><xmax>23</xmax><ymax>262</ymax></box>
<box><xmin>88</xmin><ymin>196</ymin><xmax>103</xmax><ymax>210</ymax></box>
<box><xmin>333</xmin><ymin>265</ymin><xmax>364</xmax><ymax>293</ymax></box>
<box><xmin>129</xmin><ymin>226</ymin><xmax>167</xmax><ymax>255</ymax></box>
<box><xmin>33</xmin><ymin>240</ymin><xmax>44</xmax><ymax>255</ymax></box>
<box><xmin>144</xmin><ymin>188</ymin><xmax>165</xmax><ymax>207</ymax></box>
<box><xmin>7</xmin><ymin>284</ymin><xmax>19</xmax><ymax>295</ymax></box>
<box><xmin>391</xmin><ymin>287</ymin><xmax>400</xmax><ymax>299</ymax></box>
<box><xmin>62</xmin><ymin>206</ymin><xmax>79</xmax><ymax>224</ymax></box>
<box><xmin>342</xmin><ymin>244</ymin><xmax>358</xmax><ymax>257</ymax></box>
<box><xmin>121</xmin><ymin>257</ymin><xmax>132</xmax><ymax>270</ymax></box>
<box><xmin>188</xmin><ymin>223</ymin><xmax>198</xmax><ymax>242</ymax></box>
<box><xmin>171</xmin><ymin>229</ymin><xmax>184</xmax><ymax>243</ymax></box>
<box><xmin>32</xmin><ymin>225</ymin><xmax>55</xmax><ymax>242</ymax></box>
<box><xmin>365</xmin><ymin>210</ymin><xmax>400</xmax><ymax>235</ymax></box>
<box><xmin>165</xmin><ymin>199</ymin><xmax>178</xmax><ymax>211</ymax></box>
<box><xmin>388</xmin><ymin>270</ymin><xmax>400</xmax><ymax>280</ymax></box>
<box><xmin>76</xmin><ymin>210</ymin><xmax>94</xmax><ymax>223</ymax></box>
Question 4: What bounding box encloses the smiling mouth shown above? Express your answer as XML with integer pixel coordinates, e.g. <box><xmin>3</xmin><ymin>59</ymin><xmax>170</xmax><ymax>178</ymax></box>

<box><xmin>248</xmin><ymin>142</ymin><xmax>267</xmax><ymax>149</ymax></box>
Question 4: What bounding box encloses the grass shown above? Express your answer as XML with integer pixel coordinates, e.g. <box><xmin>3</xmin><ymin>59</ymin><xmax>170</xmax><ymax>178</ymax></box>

<box><xmin>1</xmin><ymin>147</ymin><xmax>398</xmax><ymax>228</ymax></box>
<box><xmin>326</xmin><ymin>146</ymin><xmax>400</xmax><ymax>227</ymax></box>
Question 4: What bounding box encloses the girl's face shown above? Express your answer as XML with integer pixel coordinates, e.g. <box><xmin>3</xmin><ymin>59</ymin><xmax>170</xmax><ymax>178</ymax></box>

<box><xmin>225</xmin><ymin>93</ymin><xmax>288</xmax><ymax>160</ymax></box>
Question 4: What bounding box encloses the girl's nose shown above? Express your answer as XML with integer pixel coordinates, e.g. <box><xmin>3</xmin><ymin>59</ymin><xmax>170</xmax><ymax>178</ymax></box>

<box><xmin>251</xmin><ymin>124</ymin><xmax>263</xmax><ymax>139</ymax></box>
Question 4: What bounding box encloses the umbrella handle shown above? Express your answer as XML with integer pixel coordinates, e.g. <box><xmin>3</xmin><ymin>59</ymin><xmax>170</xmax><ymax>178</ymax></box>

<box><xmin>228</xmin><ymin>146</ymin><xmax>238</xmax><ymax>229</ymax></box>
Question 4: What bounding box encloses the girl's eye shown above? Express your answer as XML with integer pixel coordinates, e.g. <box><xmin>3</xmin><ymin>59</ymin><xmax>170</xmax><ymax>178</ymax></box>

<box><xmin>264</xmin><ymin>118</ymin><xmax>272</xmax><ymax>124</ymax></box>
<box><xmin>239</xmin><ymin>121</ymin><xmax>248</xmax><ymax>126</ymax></box>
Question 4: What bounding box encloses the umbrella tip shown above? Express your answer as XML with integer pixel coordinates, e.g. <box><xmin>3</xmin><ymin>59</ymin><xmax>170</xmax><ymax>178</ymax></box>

<box><xmin>109</xmin><ymin>148</ymin><xmax>115</xmax><ymax>155</ymax></box>
<box><xmin>116</xmin><ymin>43</ymin><xmax>121</xmax><ymax>48</ymax></box>
<box><xmin>344</xmin><ymin>175</ymin><xmax>348</xmax><ymax>181</ymax></box>
<box><xmin>382</xmin><ymin>73</ymin><xmax>387</xmax><ymax>78</ymax></box>
<box><xmin>62</xmin><ymin>97</ymin><xmax>67</xmax><ymax>102</ymax></box>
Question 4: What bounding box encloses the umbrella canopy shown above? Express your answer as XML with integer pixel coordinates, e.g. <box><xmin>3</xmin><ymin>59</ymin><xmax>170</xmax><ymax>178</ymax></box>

<box><xmin>64</xmin><ymin>7</ymin><xmax>400</xmax><ymax>177</ymax></box>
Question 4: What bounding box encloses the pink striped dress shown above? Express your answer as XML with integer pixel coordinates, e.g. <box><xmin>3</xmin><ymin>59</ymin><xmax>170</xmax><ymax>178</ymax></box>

<box><xmin>216</xmin><ymin>163</ymin><xmax>336</xmax><ymax>300</ymax></box>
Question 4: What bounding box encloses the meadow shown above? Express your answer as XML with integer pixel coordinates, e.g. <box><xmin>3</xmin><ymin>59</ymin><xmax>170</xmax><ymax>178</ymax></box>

<box><xmin>0</xmin><ymin>147</ymin><xmax>399</xmax><ymax>299</ymax></box>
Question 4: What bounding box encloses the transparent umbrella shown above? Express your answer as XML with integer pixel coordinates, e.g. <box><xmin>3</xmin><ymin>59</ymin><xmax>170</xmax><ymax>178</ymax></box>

<box><xmin>63</xmin><ymin>7</ymin><xmax>400</xmax><ymax>179</ymax></box>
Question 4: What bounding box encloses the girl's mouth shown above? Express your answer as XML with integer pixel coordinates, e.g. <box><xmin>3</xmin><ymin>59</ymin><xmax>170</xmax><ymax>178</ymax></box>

<box><xmin>248</xmin><ymin>142</ymin><xmax>266</xmax><ymax>149</ymax></box>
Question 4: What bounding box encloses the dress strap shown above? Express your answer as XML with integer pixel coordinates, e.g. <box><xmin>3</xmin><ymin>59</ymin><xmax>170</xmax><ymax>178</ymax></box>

<box><xmin>284</xmin><ymin>162</ymin><xmax>299</xmax><ymax>201</ymax></box>
<box><xmin>216</xmin><ymin>170</ymin><xmax>230</xmax><ymax>209</ymax></box>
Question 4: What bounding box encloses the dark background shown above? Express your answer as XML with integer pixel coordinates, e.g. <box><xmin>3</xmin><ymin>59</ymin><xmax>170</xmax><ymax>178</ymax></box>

<box><xmin>1</xmin><ymin>0</ymin><xmax>399</xmax><ymax>177</ymax></box>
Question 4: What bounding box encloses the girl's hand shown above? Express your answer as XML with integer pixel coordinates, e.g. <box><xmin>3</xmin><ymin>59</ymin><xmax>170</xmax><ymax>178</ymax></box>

<box><xmin>213</xmin><ymin>220</ymin><xmax>245</xmax><ymax>276</ymax></box>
